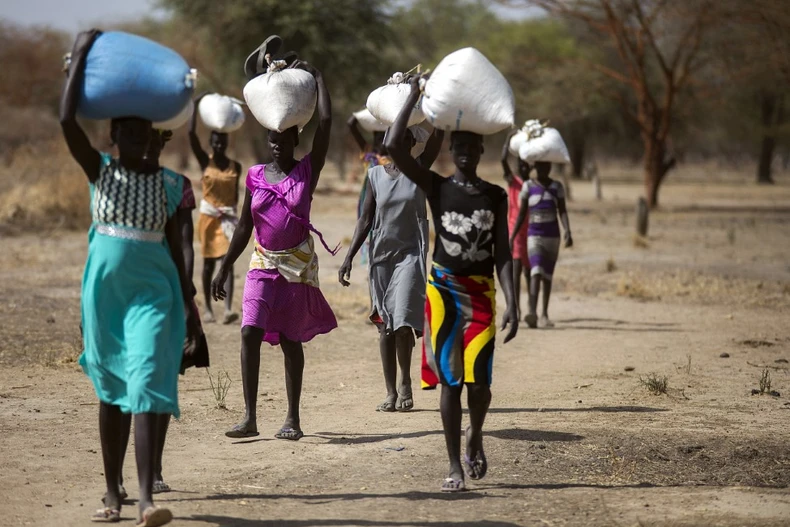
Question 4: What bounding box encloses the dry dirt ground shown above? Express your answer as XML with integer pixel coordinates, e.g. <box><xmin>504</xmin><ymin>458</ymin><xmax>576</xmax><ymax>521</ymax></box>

<box><xmin>2</xmin><ymin>167</ymin><xmax>790</xmax><ymax>527</ymax></box>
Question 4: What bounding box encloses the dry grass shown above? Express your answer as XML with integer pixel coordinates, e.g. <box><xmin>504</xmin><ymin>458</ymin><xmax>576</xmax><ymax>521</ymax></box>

<box><xmin>640</xmin><ymin>373</ymin><xmax>669</xmax><ymax>395</ymax></box>
<box><xmin>0</xmin><ymin>140</ymin><xmax>90</xmax><ymax>231</ymax></box>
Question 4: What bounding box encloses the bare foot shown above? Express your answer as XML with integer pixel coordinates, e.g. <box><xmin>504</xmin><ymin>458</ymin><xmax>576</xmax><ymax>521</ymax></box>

<box><xmin>203</xmin><ymin>310</ymin><xmax>216</xmax><ymax>323</ymax></box>
<box><xmin>524</xmin><ymin>313</ymin><xmax>538</xmax><ymax>328</ymax></box>
<box><xmin>540</xmin><ymin>315</ymin><xmax>554</xmax><ymax>328</ymax></box>
<box><xmin>223</xmin><ymin>312</ymin><xmax>239</xmax><ymax>325</ymax></box>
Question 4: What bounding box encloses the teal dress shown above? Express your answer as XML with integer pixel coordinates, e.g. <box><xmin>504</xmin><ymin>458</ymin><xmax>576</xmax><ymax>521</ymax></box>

<box><xmin>79</xmin><ymin>153</ymin><xmax>185</xmax><ymax>417</ymax></box>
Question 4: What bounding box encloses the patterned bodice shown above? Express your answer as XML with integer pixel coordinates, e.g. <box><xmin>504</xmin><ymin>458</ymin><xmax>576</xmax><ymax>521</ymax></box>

<box><xmin>92</xmin><ymin>153</ymin><xmax>178</xmax><ymax>233</ymax></box>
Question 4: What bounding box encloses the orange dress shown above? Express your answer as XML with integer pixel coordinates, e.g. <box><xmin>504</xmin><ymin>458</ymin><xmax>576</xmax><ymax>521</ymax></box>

<box><xmin>197</xmin><ymin>157</ymin><xmax>240</xmax><ymax>259</ymax></box>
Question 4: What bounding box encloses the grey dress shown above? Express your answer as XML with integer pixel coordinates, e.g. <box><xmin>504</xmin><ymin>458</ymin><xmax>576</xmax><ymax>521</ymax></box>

<box><xmin>367</xmin><ymin>164</ymin><xmax>429</xmax><ymax>335</ymax></box>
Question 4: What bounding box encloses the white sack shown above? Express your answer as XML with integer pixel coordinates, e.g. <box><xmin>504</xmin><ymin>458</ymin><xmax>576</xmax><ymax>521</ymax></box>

<box><xmin>518</xmin><ymin>127</ymin><xmax>571</xmax><ymax>164</ymax></box>
<box><xmin>153</xmin><ymin>100</ymin><xmax>193</xmax><ymax>131</ymax></box>
<box><xmin>353</xmin><ymin>108</ymin><xmax>388</xmax><ymax>132</ymax></box>
<box><xmin>421</xmin><ymin>47</ymin><xmax>515</xmax><ymax>135</ymax></box>
<box><xmin>198</xmin><ymin>94</ymin><xmax>246</xmax><ymax>133</ymax></box>
<box><xmin>243</xmin><ymin>69</ymin><xmax>317</xmax><ymax>132</ymax></box>
<box><xmin>366</xmin><ymin>76</ymin><xmax>424</xmax><ymax>126</ymax></box>
<box><xmin>508</xmin><ymin>130</ymin><xmax>527</xmax><ymax>156</ymax></box>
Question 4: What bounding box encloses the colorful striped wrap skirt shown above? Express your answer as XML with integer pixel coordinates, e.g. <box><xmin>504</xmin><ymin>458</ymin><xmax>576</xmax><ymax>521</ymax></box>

<box><xmin>421</xmin><ymin>264</ymin><xmax>497</xmax><ymax>389</ymax></box>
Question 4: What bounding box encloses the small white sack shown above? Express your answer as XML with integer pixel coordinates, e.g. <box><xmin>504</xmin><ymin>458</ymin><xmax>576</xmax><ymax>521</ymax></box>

<box><xmin>243</xmin><ymin>69</ymin><xmax>317</xmax><ymax>132</ymax></box>
<box><xmin>422</xmin><ymin>47</ymin><xmax>515</xmax><ymax>135</ymax></box>
<box><xmin>353</xmin><ymin>108</ymin><xmax>388</xmax><ymax>132</ymax></box>
<box><xmin>518</xmin><ymin>127</ymin><xmax>571</xmax><ymax>164</ymax></box>
<box><xmin>366</xmin><ymin>72</ymin><xmax>425</xmax><ymax>126</ymax></box>
<box><xmin>153</xmin><ymin>100</ymin><xmax>193</xmax><ymax>131</ymax></box>
<box><xmin>198</xmin><ymin>94</ymin><xmax>246</xmax><ymax>133</ymax></box>
<box><xmin>508</xmin><ymin>130</ymin><xmax>527</xmax><ymax>156</ymax></box>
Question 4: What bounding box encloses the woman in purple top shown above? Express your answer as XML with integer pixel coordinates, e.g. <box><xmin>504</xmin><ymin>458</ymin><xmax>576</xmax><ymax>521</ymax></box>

<box><xmin>510</xmin><ymin>161</ymin><xmax>573</xmax><ymax>328</ymax></box>
<box><xmin>211</xmin><ymin>60</ymin><xmax>337</xmax><ymax>441</ymax></box>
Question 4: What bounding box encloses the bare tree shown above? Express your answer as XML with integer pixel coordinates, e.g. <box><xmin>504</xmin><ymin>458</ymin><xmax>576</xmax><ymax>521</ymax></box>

<box><xmin>498</xmin><ymin>0</ymin><xmax>724</xmax><ymax>208</ymax></box>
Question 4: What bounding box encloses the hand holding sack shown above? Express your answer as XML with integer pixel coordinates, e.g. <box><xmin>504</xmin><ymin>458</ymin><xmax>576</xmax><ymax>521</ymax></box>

<box><xmin>198</xmin><ymin>94</ymin><xmax>246</xmax><ymax>133</ymax></box>
<box><xmin>76</xmin><ymin>31</ymin><xmax>197</xmax><ymax>122</ymax></box>
<box><xmin>243</xmin><ymin>59</ymin><xmax>316</xmax><ymax>132</ymax></box>
<box><xmin>421</xmin><ymin>47</ymin><xmax>515</xmax><ymax>135</ymax></box>
<box><xmin>366</xmin><ymin>72</ymin><xmax>425</xmax><ymax>127</ymax></box>
<box><xmin>353</xmin><ymin>108</ymin><xmax>388</xmax><ymax>132</ymax></box>
<box><xmin>518</xmin><ymin>120</ymin><xmax>571</xmax><ymax>164</ymax></box>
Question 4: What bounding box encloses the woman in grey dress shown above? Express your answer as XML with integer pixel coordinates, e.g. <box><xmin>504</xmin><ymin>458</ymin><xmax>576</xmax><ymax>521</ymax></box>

<box><xmin>339</xmin><ymin>125</ymin><xmax>444</xmax><ymax>412</ymax></box>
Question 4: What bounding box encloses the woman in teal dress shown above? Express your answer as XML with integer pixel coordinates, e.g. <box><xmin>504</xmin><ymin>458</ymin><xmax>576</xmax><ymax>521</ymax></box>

<box><xmin>61</xmin><ymin>30</ymin><xmax>198</xmax><ymax>526</ymax></box>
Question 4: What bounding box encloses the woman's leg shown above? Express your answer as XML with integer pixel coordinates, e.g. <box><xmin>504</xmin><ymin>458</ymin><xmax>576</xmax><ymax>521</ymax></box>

<box><xmin>98</xmin><ymin>402</ymin><xmax>127</xmax><ymax>511</ymax></box>
<box><xmin>440</xmin><ymin>385</ymin><xmax>464</xmax><ymax>484</ymax></box>
<box><xmin>465</xmin><ymin>383</ymin><xmax>491</xmax><ymax>479</ymax></box>
<box><xmin>133</xmin><ymin>412</ymin><xmax>160</xmax><ymax>518</ymax></box>
<box><xmin>153</xmin><ymin>414</ymin><xmax>170</xmax><ymax>488</ymax></box>
<box><xmin>202</xmin><ymin>258</ymin><xmax>217</xmax><ymax>322</ymax></box>
<box><xmin>117</xmin><ymin>413</ymin><xmax>131</xmax><ymax>493</ymax></box>
<box><xmin>540</xmin><ymin>278</ymin><xmax>554</xmax><ymax>327</ymax></box>
<box><xmin>227</xmin><ymin>325</ymin><xmax>264</xmax><ymax>436</ymax></box>
<box><xmin>378</xmin><ymin>330</ymin><xmax>397</xmax><ymax>411</ymax></box>
<box><xmin>526</xmin><ymin>271</ymin><xmax>540</xmax><ymax>328</ymax></box>
<box><xmin>512</xmin><ymin>258</ymin><xmax>523</xmax><ymax>319</ymax></box>
<box><xmin>278</xmin><ymin>337</ymin><xmax>304</xmax><ymax>438</ymax></box>
<box><xmin>395</xmin><ymin>327</ymin><xmax>414</xmax><ymax>411</ymax></box>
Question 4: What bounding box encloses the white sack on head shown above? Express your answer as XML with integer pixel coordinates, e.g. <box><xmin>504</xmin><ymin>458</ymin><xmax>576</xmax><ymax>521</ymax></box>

<box><xmin>366</xmin><ymin>72</ymin><xmax>425</xmax><ymax>126</ymax></box>
<box><xmin>518</xmin><ymin>126</ymin><xmax>571</xmax><ymax>164</ymax></box>
<box><xmin>243</xmin><ymin>68</ymin><xmax>317</xmax><ymax>132</ymax></box>
<box><xmin>153</xmin><ymin>99</ymin><xmax>193</xmax><ymax>131</ymax></box>
<box><xmin>508</xmin><ymin>130</ymin><xmax>527</xmax><ymax>156</ymax></box>
<box><xmin>198</xmin><ymin>94</ymin><xmax>246</xmax><ymax>133</ymax></box>
<box><xmin>353</xmin><ymin>108</ymin><xmax>388</xmax><ymax>132</ymax></box>
<box><xmin>421</xmin><ymin>47</ymin><xmax>514</xmax><ymax>135</ymax></box>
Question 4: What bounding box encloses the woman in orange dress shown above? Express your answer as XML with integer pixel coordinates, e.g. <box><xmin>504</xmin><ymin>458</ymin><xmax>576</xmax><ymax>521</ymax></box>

<box><xmin>189</xmin><ymin>96</ymin><xmax>242</xmax><ymax>324</ymax></box>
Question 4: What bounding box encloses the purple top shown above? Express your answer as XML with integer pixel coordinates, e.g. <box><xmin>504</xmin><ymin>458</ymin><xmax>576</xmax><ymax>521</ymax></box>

<box><xmin>519</xmin><ymin>179</ymin><xmax>565</xmax><ymax>238</ymax></box>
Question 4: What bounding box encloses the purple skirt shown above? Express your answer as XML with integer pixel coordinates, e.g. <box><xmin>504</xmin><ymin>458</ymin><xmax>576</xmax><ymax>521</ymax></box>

<box><xmin>242</xmin><ymin>268</ymin><xmax>337</xmax><ymax>346</ymax></box>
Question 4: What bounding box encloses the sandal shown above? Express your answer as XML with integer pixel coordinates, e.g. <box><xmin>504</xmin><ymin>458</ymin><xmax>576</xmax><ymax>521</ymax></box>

<box><xmin>91</xmin><ymin>508</ymin><xmax>121</xmax><ymax>523</ymax></box>
<box><xmin>244</xmin><ymin>35</ymin><xmax>283</xmax><ymax>79</ymax></box>
<box><xmin>395</xmin><ymin>388</ymin><xmax>414</xmax><ymax>412</ymax></box>
<box><xmin>440</xmin><ymin>477</ymin><xmax>466</xmax><ymax>492</ymax></box>
<box><xmin>274</xmin><ymin>427</ymin><xmax>304</xmax><ymax>441</ymax></box>
<box><xmin>464</xmin><ymin>427</ymin><xmax>488</xmax><ymax>480</ymax></box>
<box><xmin>376</xmin><ymin>399</ymin><xmax>396</xmax><ymax>413</ymax></box>
<box><xmin>101</xmin><ymin>485</ymin><xmax>128</xmax><ymax>506</ymax></box>
<box><xmin>152</xmin><ymin>480</ymin><xmax>171</xmax><ymax>494</ymax></box>
<box><xmin>225</xmin><ymin>422</ymin><xmax>259</xmax><ymax>438</ymax></box>
<box><xmin>136</xmin><ymin>506</ymin><xmax>173</xmax><ymax>527</ymax></box>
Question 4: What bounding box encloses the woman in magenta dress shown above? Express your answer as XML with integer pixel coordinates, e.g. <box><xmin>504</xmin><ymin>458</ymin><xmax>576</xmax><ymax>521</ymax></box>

<box><xmin>212</xmin><ymin>60</ymin><xmax>336</xmax><ymax>440</ymax></box>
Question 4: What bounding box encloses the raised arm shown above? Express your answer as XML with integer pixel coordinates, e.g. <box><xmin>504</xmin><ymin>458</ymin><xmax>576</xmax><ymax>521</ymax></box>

<box><xmin>347</xmin><ymin>114</ymin><xmax>369</xmax><ymax>152</ymax></box>
<box><xmin>188</xmin><ymin>93</ymin><xmax>209</xmax><ymax>171</ymax></box>
<box><xmin>384</xmin><ymin>78</ymin><xmax>436</xmax><ymax>196</ymax></box>
<box><xmin>339</xmin><ymin>178</ymin><xmax>376</xmax><ymax>286</ymax></box>
<box><xmin>557</xmin><ymin>183</ymin><xmax>573</xmax><ymax>248</ymax></box>
<box><xmin>417</xmin><ymin>128</ymin><xmax>445</xmax><ymax>169</ymax></box>
<box><xmin>296</xmin><ymin>62</ymin><xmax>331</xmax><ymax>194</ymax></box>
<box><xmin>501</xmin><ymin>130</ymin><xmax>517</xmax><ymax>185</ymax></box>
<box><xmin>211</xmin><ymin>188</ymin><xmax>254</xmax><ymax>301</ymax></box>
<box><xmin>495</xmin><ymin>198</ymin><xmax>518</xmax><ymax>343</ymax></box>
<box><xmin>60</xmin><ymin>29</ymin><xmax>101</xmax><ymax>183</ymax></box>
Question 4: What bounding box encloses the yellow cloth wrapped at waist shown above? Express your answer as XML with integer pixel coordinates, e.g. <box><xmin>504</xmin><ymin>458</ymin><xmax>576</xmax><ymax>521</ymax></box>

<box><xmin>249</xmin><ymin>235</ymin><xmax>320</xmax><ymax>287</ymax></box>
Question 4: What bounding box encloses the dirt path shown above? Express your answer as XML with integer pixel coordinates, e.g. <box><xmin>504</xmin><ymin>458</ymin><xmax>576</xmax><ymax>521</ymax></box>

<box><xmin>1</xmin><ymin>178</ymin><xmax>790</xmax><ymax>526</ymax></box>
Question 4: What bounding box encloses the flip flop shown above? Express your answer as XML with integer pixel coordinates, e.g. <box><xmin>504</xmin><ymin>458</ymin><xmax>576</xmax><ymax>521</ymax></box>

<box><xmin>244</xmin><ymin>35</ymin><xmax>283</xmax><ymax>79</ymax></box>
<box><xmin>136</xmin><ymin>506</ymin><xmax>173</xmax><ymax>527</ymax></box>
<box><xmin>464</xmin><ymin>427</ymin><xmax>488</xmax><ymax>480</ymax></box>
<box><xmin>91</xmin><ymin>508</ymin><xmax>121</xmax><ymax>523</ymax></box>
<box><xmin>376</xmin><ymin>399</ymin><xmax>396</xmax><ymax>412</ymax></box>
<box><xmin>395</xmin><ymin>389</ymin><xmax>414</xmax><ymax>412</ymax></box>
<box><xmin>281</xmin><ymin>50</ymin><xmax>299</xmax><ymax>68</ymax></box>
<box><xmin>225</xmin><ymin>423</ymin><xmax>259</xmax><ymax>438</ymax></box>
<box><xmin>222</xmin><ymin>312</ymin><xmax>239</xmax><ymax>325</ymax></box>
<box><xmin>274</xmin><ymin>427</ymin><xmax>304</xmax><ymax>441</ymax></box>
<box><xmin>440</xmin><ymin>477</ymin><xmax>466</xmax><ymax>492</ymax></box>
<box><xmin>152</xmin><ymin>480</ymin><xmax>171</xmax><ymax>494</ymax></box>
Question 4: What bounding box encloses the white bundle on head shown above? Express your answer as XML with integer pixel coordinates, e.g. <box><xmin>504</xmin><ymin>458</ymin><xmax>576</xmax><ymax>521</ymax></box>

<box><xmin>366</xmin><ymin>71</ymin><xmax>425</xmax><ymax>127</ymax></box>
<box><xmin>518</xmin><ymin>120</ymin><xmax>571</xmax><ymax>164</ymax></box>
<box><xmin>198</xmin><ymin>93</ymin><xmax>246</xmax><ymax>133</ymax></box>
<box><xmin>243</xmin><ymin>64</ymin><xmax>317</xmax><ymax>132</ymax></box>
<box><xmin>153</xmin><ymin>99</ymin><xmax>194</xmax><ymax>131</ymax></box>
<box><xmin>353</xmin><ymin>108</ymin><xmax>388</xmax><ymax>132</ymax></box>
<box><xmin>421</xmin><ymin>47</ymin><xmax>515</xmax><ymax>135</ymax></box>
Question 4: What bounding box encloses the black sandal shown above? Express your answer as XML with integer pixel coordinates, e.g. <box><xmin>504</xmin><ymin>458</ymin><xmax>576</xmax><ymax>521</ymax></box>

<box><xmin>244</xmin><ymin>35</ymin><xmax>283</xmax><ymax>79</ymax></box>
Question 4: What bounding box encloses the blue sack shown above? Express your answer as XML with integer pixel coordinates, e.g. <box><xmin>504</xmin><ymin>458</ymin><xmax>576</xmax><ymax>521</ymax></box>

<box><xmin>78</xmin><ymin>32</ymin><xmax>196</xmax><ymax>122</ymax></box>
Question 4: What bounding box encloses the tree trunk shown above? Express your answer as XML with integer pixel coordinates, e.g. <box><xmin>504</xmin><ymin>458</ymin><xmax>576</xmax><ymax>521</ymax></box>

<box><xmin>643</xmin><ymin>135</ymin><xmax>675</xmax><ymax>209</ymax></box>
<box><xmin>757</xmin><ymin>92</ymin><xmax>780</xmax><ymax>184</ymax></box>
